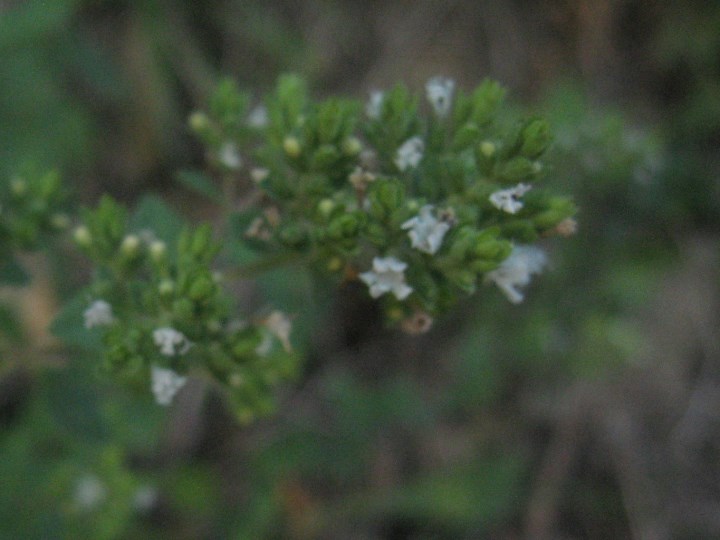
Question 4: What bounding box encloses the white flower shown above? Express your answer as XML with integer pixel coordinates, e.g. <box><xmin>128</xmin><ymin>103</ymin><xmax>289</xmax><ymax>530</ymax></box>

<box><xmin>359</xmin><ymin>256</ymin><xmax>413</xmax><ymax>300</ymax></box>
<box><xmin>74</xmin><ymin>474</ymin><xmax>107</xmax><ymax>510</ymax></box>
<box><xmin>425</xmin><ymin>76</ymin><xmax>455</xmax><ymax>117</ymax></box>
<box><xmin>489</xmin><ymin>183</ymin><xmax>532</xmax><ymax>214</ymax></box>
<box><xmin>265</xmin><ymin>310</ymin><xmax>293</xmax><ymax>353</ymax></box>
<box><xmin>366</xmin><ymin>90</ymin><xmax>384</xmax><ymax>119</ymax></box>
<box><xmin>218</xmin><ymin>141</ymin><xmax>242</xmax><ymax>170</ymax></box>
<box><xmin>150</xmin><ymin>365</ymin><xmax>187</xmax><ymax>406</ymax></box>
<box><xmin>132</xmin><ymin>485</ymin><xmax>159</xmax><ymax>513</ymax></box>
<box><xmin>83</xmin><ymin>300</ymin><xmax>114</xmax><ymax>329</ymax></box>
<box><xmin>394</xmin><ymin>136</ymin><xmax>424</xmax><ymax>171</ymax></box>
<box><xmin>485</xmin><ymin>245</ymin><xmax>547</xmax><ymax>304</ymax></box>
<box><xmin>152</xmin><ymin>327</ymin><xmax>191</xmax><ymax>356</ymax></box>
<box><xmin>401</xmin><ymin>205</ymin><xmax>451</xmax><ymax>254</ymax></box>
<box><xmin>247</xmin><ymin>104</ymin><xmax>269</xmax><ymax>128</ymax></box>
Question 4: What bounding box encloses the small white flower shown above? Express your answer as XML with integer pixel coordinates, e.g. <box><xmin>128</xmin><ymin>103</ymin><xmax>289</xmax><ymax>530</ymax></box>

<box><xmin>485</xmin><ymin>245</ymin><xmax>547</xmax><ymax>304</ymax></box>
<box><xmin>366</xmin><ymin>90</ymin><xmax>384</xmax><ymax>119</ymax></box>
<box><xmin>489</xmin><ymin>183</ymin><xmax>532</xmax><ymax>214</ymax></box>
<box><xmin>425</xmin><ymin>76</ymin><xmax>455</xmax><ymax>118</ymax></box>
<box><xmin>247</xmin><ymin>104</ymin><xmax>269</xmax><ymax>128</ymax></box>
<box><xmin>401</xmin><ymin>205</ymin><xmax>452</xmax><ymax>254</ymax></box>
<box><xmin>74</xmin><ymin>474</ymin><xmax>107</xmax><ymax>510</ymax></box>
<box><xmin>132</xmin><ymin>485</ymin><xmax>159</xmax><ymax>513</ymax></box>
<box><xmin>83</xmin><ymin>300</ymin><xmax>114</xmax><ymax>329</ymax></box>
<box><xmin>218</xmin><ymin>141</ymin><xmax>242</xmax><ymax>170</ymax></box>
<box><xmin>153</xmin><ymin>327</ymin><xmax>191</xmax><ymax>356</ymax></box>
<box><xmin>394</xmin><ymin>136</ymin><xmax>424</xmax><ymax>171</ymax></box>
<box><xmin>150</xmin><ymin>365</ymin><xmax>187</xmax><ymax>406</ymax></box>
<box><xmin>359</xmin><ymin>256</ymin><xmax>413</xmax><ymax>300</ymax></box>
<box><xmin>265</xmin><ymin>310</ymin><xmax>293</xmax><ymax>353</ymax></box>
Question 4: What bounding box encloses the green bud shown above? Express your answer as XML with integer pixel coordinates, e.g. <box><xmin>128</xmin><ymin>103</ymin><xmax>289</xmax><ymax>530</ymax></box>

<box><xmin>451</xmin><ymin>123</ymin><xmax>481</xmax><ymax>149</ymax></box>
<box><xmin>149</xmin><ymin>240</ymin><xmax>167</xmax><ymax>261</ymax></box>
<box><xmin>158</xmin><ymin>279</ymin><xmax>175</xmax><ymax>296</ymax></box>
<box><xmin>368</xmin><ymin>179</ymin><xmax>404</xmax><ymax>218</ymax></box>
<box><xmin>188</xmin><ymin>111</ymin><xmax>210</xmax><ymax>133</ymax></box>
<box><xmin>497</xmin><ymin>156</ymin><xmax>537</xmax><ymax>182</ymax></box>
<box><xmin>189</xmin><ymin>225</ymin><xmax>214</xmax><ymax>258</ymax></box>
<box><xmin>317</xmin><ymin>198</ymin><xmax>336</xmax><ymax>218</ymax></box>
<box><xmin>73</xmin><ymin>225</ymin><xmax>92</xmax><ymax>247</ymax></box>
<box><xmin>120</xmin><ymin>234</ymin><xmax>141</xmax><ymax>257</ymax></box>
<box><xmin>341</xmin><ymin>136</ymin><xmax>362</xmax><ymax>156</ymax></box>
<box><xmin>311</xmin><ymin>144</ymin><xmax>340</xmax><ymax>169</ymax></box>
<box><xmin>173</xmin><ymin>298</ymin><xmax>194</xmax><ymax>318</ymax></box>
<box><xmin>188</xmin><ymin>276</ymin><xmax>215</xmax><ymax>301</ymax></box>
<box><xmin>520</xmin><ymin>118</ymin><xmax>551</xmax><ymax>159</ymax></box>
<box><xmin>50</xmin><ymin>213</ymin><xmax>70</xmax><ymax>230</ymax></box>
<box><xmin>278</xmin><ymin>224</ymin><xmax>306</xmax><ymax>247</ymax></box>
<box><xmin>283</xmin><ymin>136</ymin><xmax>302</xmax><ymax>158</ymax></box>
<box><xmin>480</xmin><ymin>141</ymin><xmax>496</xmax><ymax>157</ymax></box>
<box><xmin>327</xmin><ymin>213</ymin><xmax>362</xmax><ymax>240</ymax></box>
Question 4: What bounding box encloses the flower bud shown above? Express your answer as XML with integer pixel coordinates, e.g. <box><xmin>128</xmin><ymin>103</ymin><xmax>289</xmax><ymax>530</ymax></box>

<box><xmin>149</xmin><ymin>240</ymin><xmax>167</xmax><ymax>262</ymax></box>
<box><xmin>158</xmin><ymin>279</ymin><xmax>175</xmax><ymax>296</ymax></box>
<box><xmin>283</xmin><ymin>136</ymin><xmax>301</xmax><ymax>158</ymax></box>
<box><xmin>120</xmin><ymin>234</ymin><xmax>141</xmax><ymax>257</ymax></box>
<box><xmin>480</xmin><ymin>141</ymin><xmax>496</xmax><ymax>158</ymax></box>
<box><xmin>50</xmin><ymin>213</ymin><xmax>70</xmax><ymax>230</ymax></box>
<box><xmin>188</xmin><ymin>276</ymin><xmax>214</xmax><ymax>301</ymax></box>
<box><xmin>188</xmin><ymin>111</ymin><xmax>210</xmax><ymax>133</ymax></box>
<box><xmin>317</xmin><ymin>198</ymin><xmax>336</xmax><ymax>218</ymax></box>
<box><xmin>73</xmin><ymin>225</ymin><xmax>92</xmax><ymax>247</ymax></box>
<box><xmin>341</xmin><ymin>136</ymin><xmax>362</xmax><ymax>156</ymax></box>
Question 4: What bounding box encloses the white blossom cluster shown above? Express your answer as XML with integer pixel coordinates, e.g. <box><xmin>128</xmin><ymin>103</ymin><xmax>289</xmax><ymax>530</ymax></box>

<box><xmin>152</xmin><ymin>327</ymin><xmax>191</xmax><ymax>356</ymax></box>
<box><xmin>73</xmin><ymin>474</ymin><xmax>107</xmax><ymax>510</ymax></box>
<box><xmin>150</xmin><ymin>365</ymin><xmax>187</xmax><ymax>406</ymax></box>
<box><xmin>218</xmin><ymin>141</ymin><xmax>243</xmax><ymax>170</ymax></box>
<box><xmin>365</xmin><ymin>90</ymin><xmax>384</xmax><ymax>120</ymax></box>
<box><xmin>359</xmin><ymin>257</ymin><xmax>413</xmax><ymax>300</ymax></box>
<box><xmin>394</xmin><ymin>136</ymin><xmax>425</xmax><ymax>171</ymax></box>
<box><xmin>83</xmin><ymin>300</ymin><xmax>115</xmax><ymax>329</ymax></box>
<box><xmin>485</xmin><ymin>245</ymin><xmax>547</xmax><ymax>304</ymax></box>
<box><xmin>489</xmin><ymin>183</ymin><xmax>532</xmax><ymax>214</ymax></box>
<box><xmin>425</xmin><ymin>76</ymin><xmax>455</xmax><ymax>118</ymax></box>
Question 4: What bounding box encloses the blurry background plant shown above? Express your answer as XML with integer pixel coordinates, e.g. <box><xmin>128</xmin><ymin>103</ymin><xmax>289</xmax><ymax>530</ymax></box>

<box><xmin>1</xmin><ymin>1</ymin><xmax>719</xmax><ymax>539</ymax></box>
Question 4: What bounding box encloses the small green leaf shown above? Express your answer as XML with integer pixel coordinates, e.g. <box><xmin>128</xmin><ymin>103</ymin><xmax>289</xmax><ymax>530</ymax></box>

<box><xmin>175</xmin><ymin>170</ymin><xmax>223</xmax><ymax>203</ymax></box>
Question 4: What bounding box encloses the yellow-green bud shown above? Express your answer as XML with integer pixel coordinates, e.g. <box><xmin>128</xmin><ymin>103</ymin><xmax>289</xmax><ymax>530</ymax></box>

<box><xmin>318</xmin><ymin>198</ymin><xmax>336</xmax><ymax>218</ymax></box>
<box><xmin>327</xmin><ymin>257</ymin><xmax>343</xmax><ymax>272</ymax></box>
<box><xmin>480</xmin><ymin>141</ymin><xmax>496</xmax><ymax>158</ymax></box>
<box><xmin>158</xmin><ymin>279</ymin><xmax>174</xmax><ymax>296</ymax></box>
<box><xmin>188</xmin><ymin>111</ymin><xmax>210</xmax><ymax>133</ymax></box>
<box><xmin>120</xmin><ymin>234</ymin><xmax>141</xmax><ymax>256</ymax></box>
<box><xmin>283</xmin><ymin>136</ymin><xmax>301</xmax><ymax>158</ymax></box>
<box><xmin>342</xmin><ymin>136</ymin><xmax>362</xmax><ymax>156</ymax></box>
<box><xmin>149</xmin><ymin>240</ymin><xmax>167</xmax><ymax>261</ymax></box>
<box><xmin>50</xmin><ymin>213</ymin><xmax>70</xmax><ymax>230</ymax></box>
<box><xmin>73</xmin><ymin>225</ymin><xmax>92</xmax><ymax>247</ymax></box>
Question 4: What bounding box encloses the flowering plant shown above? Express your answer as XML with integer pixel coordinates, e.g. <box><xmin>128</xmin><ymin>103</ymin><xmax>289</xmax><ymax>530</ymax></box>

<box><xmin>56</xmin><ymin>74</ymin><xmax>576</xmax><ymax>420</ymax></box>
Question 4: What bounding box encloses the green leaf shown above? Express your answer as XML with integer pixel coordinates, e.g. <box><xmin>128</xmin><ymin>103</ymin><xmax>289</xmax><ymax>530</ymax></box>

<box><xmin>129</xmin><ymin>194</ymin><xmax>185</xmax><ymax>245</ymax></box>
<box><xmin>175</xmin><ymin>169</ymin><xmax>223</xmax><ymax>203</ymax></box>
<box><xmin>50</xmin><ymin>291</ymin><xmax>103</xmax><ymax>351</ymax></box>
<box><xmin>40</xmin><ymin>360</ymin><xmax>108</xmax><ymax>443</ymax></box>
<box><xmin>0</xmin><ymin>256</ymin><xmax>29</xmax><ymax>286</ymax></box>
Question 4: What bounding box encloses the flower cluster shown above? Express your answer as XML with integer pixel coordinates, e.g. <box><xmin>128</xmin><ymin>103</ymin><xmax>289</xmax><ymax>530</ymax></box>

<box><xmin>187</xmin><ymin>74</ymin><xmax>576</xmax><ymax>330</ymax></box>
<box><xmin>68</xmin><ymin>74</ymin><xmax>575</xmax><ymax>421</ymax></box>
<box><xmin>73</xmin><ymin>196</ymin><xmax>297</xmax><ymax>419</ymax></box>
